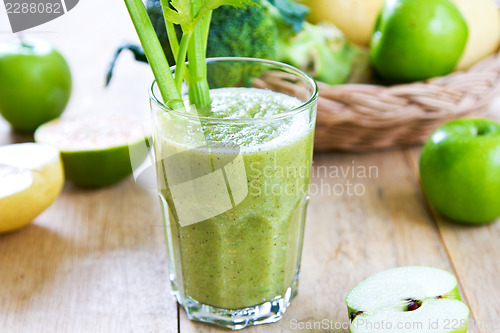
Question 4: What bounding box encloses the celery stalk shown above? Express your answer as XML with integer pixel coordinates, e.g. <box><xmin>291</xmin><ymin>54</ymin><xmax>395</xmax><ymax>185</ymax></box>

<box><xmin>174</xmin><ymin>31</ymin><xmax>193</xmax><ymax>92</ymax></box>
<box><xmin>126</xmin><ymin>0</ymin><xmax>256</xmax><ymax>113</ymax></box>
<box><xmin>200</xmin><ymin>10</ymin><xmax>212</xmax><ymax>56</ymax></box>
<box><xmin>124</xmin><ymin>0</ymin><xmax>183</xmax><ymax>110</ymax></box>
<box><xmin>165</xmin><ymin>21</ymin><xmax>180</xmax><ymax>62</ymax></box>
<box><xmin>187</xmin><ymin>16</ymin><xmax>211</xmax><ymax>113</ymax></box>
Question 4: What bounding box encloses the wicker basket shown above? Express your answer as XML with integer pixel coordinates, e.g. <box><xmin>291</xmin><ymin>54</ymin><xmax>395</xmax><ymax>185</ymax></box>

<box><xmin>313</xmin><ymin>52</ymin><xmax>500</xmax><ymax>152</ymax></box>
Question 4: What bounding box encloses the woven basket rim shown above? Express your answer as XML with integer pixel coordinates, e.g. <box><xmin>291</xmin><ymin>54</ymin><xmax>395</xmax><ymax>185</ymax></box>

<box><xmin>312</xmin><ymin>51</ymin><xmax>500</xmax><ymax>151</ymax></box>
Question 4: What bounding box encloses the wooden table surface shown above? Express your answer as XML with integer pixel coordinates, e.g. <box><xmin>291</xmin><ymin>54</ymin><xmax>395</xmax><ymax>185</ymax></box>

<box><xmin>1</xmin><ymin>2</ymin><xmax>500</xmax><ymax>332</ymax></box>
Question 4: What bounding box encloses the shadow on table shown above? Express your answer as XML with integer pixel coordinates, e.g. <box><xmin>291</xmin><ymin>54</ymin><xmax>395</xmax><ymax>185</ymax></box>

<box><xmin>4</xmin><ymin>127</ymin><xmax>34</xmax><ymax>144</ymax></box>
<box><xmin>0</xmin><ymin>223</ymin><xmax>76</xmax><ymax>304</ymax></box>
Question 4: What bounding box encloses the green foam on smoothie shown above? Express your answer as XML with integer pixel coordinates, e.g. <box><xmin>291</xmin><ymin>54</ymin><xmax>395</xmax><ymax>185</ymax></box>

<box><xmin>208</xmin><ymin>88</ymin><xmax>301</xmax><ymax>119</ymax></box>
<box><xmin>173</xmin><ymin>88</ymin><xmax>308</xmax><ymax>150</ymax></box>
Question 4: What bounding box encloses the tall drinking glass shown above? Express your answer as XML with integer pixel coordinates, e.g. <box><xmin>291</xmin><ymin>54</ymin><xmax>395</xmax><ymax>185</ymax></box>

<box><xmin>149</xmin><ymin>57</ymin><xmax>317</xmax><ymax>329</ymax></box>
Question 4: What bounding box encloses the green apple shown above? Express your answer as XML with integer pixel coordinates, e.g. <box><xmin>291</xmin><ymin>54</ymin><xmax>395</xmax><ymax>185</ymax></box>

<box><xmin>370</xmin><ymin>0</ymin><xmax>468</xmax><ymax>83</ymax></box>
<box><xmin>346</xmin><ymin>266</ymin><xmax>469</xmax><ymax>333</ymax></box>
<box><xmin>0</xmin><ymin>39</ymin><xmax>72</xmax><ymax>132</ymax></box>
<box><xmin>35</xmin><ymin>114</ymin><xmax>150</xmax><ymax>188</ymax></box>
<box><xmin>420</xmin><ymin>118</ymin><xmax>500</xmax><ymax>224</ymax></box>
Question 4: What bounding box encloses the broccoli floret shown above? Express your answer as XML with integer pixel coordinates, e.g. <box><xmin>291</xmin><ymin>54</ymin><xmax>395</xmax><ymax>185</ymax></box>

<box><xmin>277</xmin><ymin>22</ymin><xmax>359</xmax><ymax>85</ymax></box>
<box><xmin>205</xmin><ymin>1</ymin><xmax>280</xmax><ymax>88</ymax></box>
<box><xmin>207</xmin><ymin>3</ymin><xmax>277</xmax><ymax>60</ymax></box>
<box><xmin>263</xmin><ymin>0</ymin><xmax>360</xmax><ymax>85</ymax></box>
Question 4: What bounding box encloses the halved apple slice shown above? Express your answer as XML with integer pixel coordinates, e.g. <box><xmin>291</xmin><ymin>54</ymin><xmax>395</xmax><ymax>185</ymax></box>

<box><xmin>34</xmin><ymin>114</ymin><xmax>150</xmax><ymax>187</ymax></box>
<box><xmin>346</xmin><ymin>266</ymin><xmax>469</xmax><ymax>333</ymax></box>
<box><xmin>0</xmin><ymin>143</ymin><xmax>64</xmax><ymax>233</ymax></box>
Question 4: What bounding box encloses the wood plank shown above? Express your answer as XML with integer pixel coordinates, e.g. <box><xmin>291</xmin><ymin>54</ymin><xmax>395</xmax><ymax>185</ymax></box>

<box><xmin>180</xmin><ymin>150</ymin><xmax>465</xmax><ymax>332</ymax></box>
<box><xmin>406</xmin><ymin>148</ymin><xmax>500</xmax><ymax>333</ymax></box>
<box><xmin>0</xmin><ymin>181</ymin><xmax>178</xmax><ymax>333</ymax></box>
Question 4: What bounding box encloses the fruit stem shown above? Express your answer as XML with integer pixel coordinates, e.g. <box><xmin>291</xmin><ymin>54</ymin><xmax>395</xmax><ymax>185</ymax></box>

<box><xmin>17</xmin><ymin>34</ymin><xmax>31</xmax><ymax>49</ymax></box>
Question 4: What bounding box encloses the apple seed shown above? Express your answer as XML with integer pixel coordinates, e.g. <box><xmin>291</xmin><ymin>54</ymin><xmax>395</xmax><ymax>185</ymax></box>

<box><xmin>350</xmin><ymin>311</ymin><xmax>363</xmax><ymax>321</ymax></box>
<box><xmin>406</xmin><ymin>299</ymin><xmax>422</xmax><ymax>311</ymax></box>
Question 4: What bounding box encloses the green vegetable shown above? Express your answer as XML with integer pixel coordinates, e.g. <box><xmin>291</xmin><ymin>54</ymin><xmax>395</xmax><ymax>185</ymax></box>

<box><xmin>277</xmin><ymin>22</ymin><xmax>359</xmax><ymax>85</ymax></box>
<box><xmin>115</xmin><ymin>0</ymin><xmax>361</xmax><ymax>87</ymax></box>
<box><xmin>125</xmin><ymin>0</ymin><xmax>180</xmax><ymax>106</ymax></box>
<box><xmin>264</xmin><ymin>0</ymin><xmax>308</xmax><ymax>33</ymax></box>
<box><xmin>206</xmin><ymin>2</ymin><xmax>277</xmax><ymax>60</ymax></box>
<box><xmin>124</xmin><ymin>0</ymin><xmax>256</xmax><ymax>112</ymax></box>
<box><xmin>145</xmin><ymin>0</ymin><xmax>278</xmax><ymax>63</ymax></box>
<box><xmin>265</xmin><ymin>0</ymin><xmax>362</xmax><ymax>85</ymax></box>
<box><xmin>146</xmin><ymin>0</ymin><xmax>177</xmax><ymax>64</ymax></box>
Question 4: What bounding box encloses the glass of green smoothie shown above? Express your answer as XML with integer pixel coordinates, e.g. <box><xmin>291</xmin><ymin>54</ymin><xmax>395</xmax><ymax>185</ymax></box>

<box><xmin>149</xmin><ymin>57</ymin><xmax>317</xmax><ymax>329</ymax></box>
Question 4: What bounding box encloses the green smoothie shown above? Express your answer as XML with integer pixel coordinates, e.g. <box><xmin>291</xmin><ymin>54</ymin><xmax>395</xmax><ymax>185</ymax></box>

<box><xmin>155</xmin><ymin>87</ymin><xmax>314</xmax><ymax>310</ymax></box>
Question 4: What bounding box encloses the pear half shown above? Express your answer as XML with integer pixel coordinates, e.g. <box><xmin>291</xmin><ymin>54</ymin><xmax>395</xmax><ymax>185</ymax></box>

<box><xmin>346</xmin><ymin>266</ymin><xmax>469</xmax><ymax>333</ymax></box>
<box><xmin>0</xmin><ymin>143</ymin><xmax>64</xmax><ymax>233</ymax></box>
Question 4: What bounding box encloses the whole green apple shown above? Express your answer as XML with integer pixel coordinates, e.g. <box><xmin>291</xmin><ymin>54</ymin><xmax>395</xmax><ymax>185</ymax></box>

<box><xmin>0</xmin><ymin>39</ymin><xmax>72</xmax><ymax>132</ymax></box>
<box><xmin>370</xmin><ymin>0</ymin><xmax>468</xmax><ymax>83</ymax></box>
<box><xmin>420</xmin><ymin>118</ymin><xmax>500</xmax><ymax>224</ymax></box>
